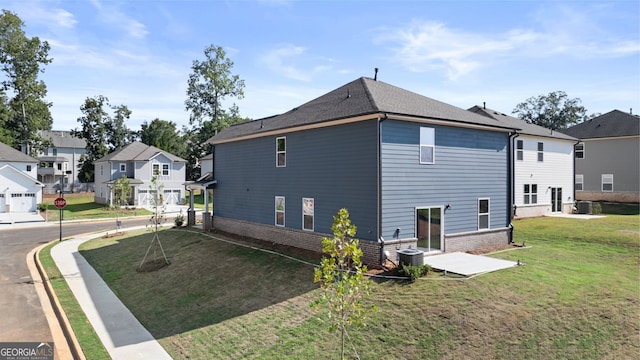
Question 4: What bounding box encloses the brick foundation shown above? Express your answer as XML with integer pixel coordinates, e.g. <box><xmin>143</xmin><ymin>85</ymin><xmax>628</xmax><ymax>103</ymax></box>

<box><xmin>212</xmin><ymin>216</ymin><xmax>512</xmax><ymax>267</ymax></box>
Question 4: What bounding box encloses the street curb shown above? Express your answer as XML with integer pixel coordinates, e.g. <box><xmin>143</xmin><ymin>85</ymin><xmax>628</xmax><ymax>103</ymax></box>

<box><xmin>29</xmin><ymin>242</ymin><xmax>86</xmax><ymax>360</ymax></box>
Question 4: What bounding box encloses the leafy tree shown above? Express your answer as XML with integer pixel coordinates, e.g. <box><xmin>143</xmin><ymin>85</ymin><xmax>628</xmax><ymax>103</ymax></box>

<box><xmin>112</xmin><ymin>174</ymin><xmax>131</xmax><ymax>233</ymax></box>
<box><xmin>140</xmin><ymin>174</ymin><xmax>169</xmax><ymax>269</ymax></box>
<box><xmin>512</xmin><ymin>91</ymin><xmax>588</xmax><ymax>131</ymax></box>
<box><xmin>140</xmin><ymin>118</ymin><xmax>185</xmax><ymax>156</ymax></box>
<box><xmin>184</xmin><ymin>44</ymin><xmax>246</xmax><ymax>180</ymax></box>
<box><xmin>73</xmin><ymin>96</ymin><xmax>110</xmax><ymax>182</ymax></box>
<box><xmin>313</xmin><ymin>208</ymin><xmax>376</xmax><ymax>360</ymax></box>
<box><xmin>73</xmin><ymin>96</ymin><xmax>135</xmax><ymax>182</ymax></box>
<box><xmin>0</xmin><ymin>10</ymin><xmax>53</xmax><ymax>153</ymax></box>
<box><xmin>107</xmin><ymin>104</ymin><xmax>136</xmax><ymax>150</ymax></box>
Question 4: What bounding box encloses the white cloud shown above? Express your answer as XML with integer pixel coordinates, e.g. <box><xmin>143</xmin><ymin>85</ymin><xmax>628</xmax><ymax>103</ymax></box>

<box><xmin>259</xmin><ymin>44</ymin><xmax>344</xmax><ymax>82</ymax></box>
<box><xmin>379</xmin><ymin>6</ymin><xmax>639</xmax><ymax>81</ymax></box>
<box><xmin>90</xmin><ymin>0</ymin><xmax>148</xmax><ymax>39</ymax></box>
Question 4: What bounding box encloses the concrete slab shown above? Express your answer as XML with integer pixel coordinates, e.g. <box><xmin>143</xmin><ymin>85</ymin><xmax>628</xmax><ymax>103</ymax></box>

<box><xmin>546</xmin><ymin>213</ymin><xmax>606</xmax><ymax>219</ymax></box>
<box><xmin>0</xmin><ymin>212</ymin><xmax>45</xmax><ymax>224</ymax></box>
<box><xmin>423</xmin><ymin>252</ymin><xmax>518</xmax><ymax>276</ymax></box>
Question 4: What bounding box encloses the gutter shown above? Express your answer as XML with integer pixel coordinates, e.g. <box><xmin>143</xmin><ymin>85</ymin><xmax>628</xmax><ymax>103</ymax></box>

<box><xmin>508</xmin><ymin>131</ymin><xmax>519</xmax><ymax>243</ymax></box>
<box><xmin>377</xmin><ymin>114</ymin><xmax>385</xmax><ymax>265</ymax></box>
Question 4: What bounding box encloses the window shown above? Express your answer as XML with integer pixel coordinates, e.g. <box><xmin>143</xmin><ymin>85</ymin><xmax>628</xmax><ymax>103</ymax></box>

<box><xmin>120</xmin><ymin>163</ymin><xmax>126</xmax><ymax>172</ymax></box>
<box><xmin>153</xmin><ymin>164</ymin><xmax>160</xmax><ymax>176</ymax></box>
<box><xmin>575</xmin><ymin>175</ymin><xmax>584</xmax><ymax>191</ymax></box>
<box><xmin>276</xmin><ymin>137</ymin><xmax>286</xmax><ymax>167</ymax></box>
<box><xmin>602</xmin><ymin>174</ymin><xmax>613</xmax><ymax>192</ymax></box>
<box><xmin>419</xmin><ymin>127</ymin><xmax>435</xmax><ymax>164</ymax></box>
<box><xmin>275</xmin><ymin>196</ymin><xmax>285</xmax><ymax>226</ymax></box>
<box><xmin>478</xmin><ymin>198</ymin><xmax>490</xmax><ymax>230</ymax></box>
<box><xmin>100</xmin><ymin>165</ymin><xmax>103</xmax><ymax>176</ymax></box>
<box><xmin>53</xmin><ymin>148</ymin><xmax>57</xmax><ymax>156</ymax></box>
<box><xmin>57</xmin><ymin>163</ymin><xmax>62</xmax><ymax>171</ymax></box>
<box><xmin>537</xmin><ymin>142</ymin><xmax>544</xmax><ymax>162</ymax></box>
<box><xmin>162</xmin><ymin>164</ymin><xmax>169</xmax><ymax>176</ymax></box>
<box><xmin>575</xmin><ymin>143</ymin><xmax>584</xmax><ymax>159</ymax></box>
<box><xmin>302</xmin><ymin>198</ymin><xmax>314</xmax><ymax>231</ymax></box>
<box><xmin>524</xmin><ymin>184</ymin><xmax>538</xmax><ymax>204</ymax></box>
<box><xmin>516</xmin><ymin>140</ymin><xmax>523</xmax><ymax>161</ymax></box>
<box><xmin>26</xmin><ymin>165</ymin><xmax>31</xmax><ymax>172</ymax></box>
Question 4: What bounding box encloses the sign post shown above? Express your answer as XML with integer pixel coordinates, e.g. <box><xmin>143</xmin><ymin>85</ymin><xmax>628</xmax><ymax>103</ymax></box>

<box><xmin>54</xmin><ymin>197</ymin><xmax>66</xmax><ymax>241</ymax></box>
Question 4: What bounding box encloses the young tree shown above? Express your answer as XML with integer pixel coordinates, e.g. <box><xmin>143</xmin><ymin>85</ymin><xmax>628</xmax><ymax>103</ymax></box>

<box><xmin>512</xmin><ymin>91</ymin><xmax>588</xmax><ymax>131</ymax></box>
<box><xmin>0</xmin><ymin>10</ymin><xmax>53</xmax><ymax>153</ymax></box>
<box><xmin>184</xmin><ymin>44</ymin><xmax>246</xmax><ymax>180</ymax></box>
<box><xmin>112</xmin><ymin>175</ymin><xmax>131</xmax><ymax>233</ymax></box>
<box><xmin>313</xmin><ymin>208</ymin><xmax>376</xmax><ymax>360</ymax></box>
<box><xmin>140</xmin><ymin>174</ymin><xmax>169</xmax><ymax>269</ymax></box>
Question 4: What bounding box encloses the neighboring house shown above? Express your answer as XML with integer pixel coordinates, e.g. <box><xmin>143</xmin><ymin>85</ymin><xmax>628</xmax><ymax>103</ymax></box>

<box><xmin>206</xmin><ymin>77</ymin><xmax>522</xmax><ymax>266</ymax></box>
<box><xmin>563</xmin><ymin>110</ymin><xmax>640</xmax><ymax>203</ymax></box>
<box><xmin>94</xmin><ymin>141</ymin><xmax>187</xmax><ymax>207</ymax></box>
<box><xmin>0</xmin><ymin>141</ymin><xmax>43</xmax><ymax>213</ymax></box>
<box><xmin>469</xmin><ymin>105</ymin><xmax>579</xmax><ymax>218</ymax></box>
<box><xmin>36</xmin><ymin>130</ymin><xmax>87</xmax><ymax>194</ymax></box>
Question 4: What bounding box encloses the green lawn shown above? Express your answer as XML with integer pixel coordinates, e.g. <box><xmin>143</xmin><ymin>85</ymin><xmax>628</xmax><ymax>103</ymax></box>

<box><xmin>72</xmin><ymin>213</ymin><xmax>639</xmax><ymax>359</ymax></box>
<box><xmin>42</xmin><ymin>193</ymin><xmax>153</xmax><ymax>221</ymax></box>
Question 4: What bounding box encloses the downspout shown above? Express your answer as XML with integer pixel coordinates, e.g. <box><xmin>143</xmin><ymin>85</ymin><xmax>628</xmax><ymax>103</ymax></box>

<box><xmin>508</xmin><ymin>131</ymin><xmax>519</xmax><ymax>244</ymax></box>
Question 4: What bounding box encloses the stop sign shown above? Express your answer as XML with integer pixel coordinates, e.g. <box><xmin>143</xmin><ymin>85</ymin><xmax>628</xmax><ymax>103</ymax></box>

<box><xmin>54</xmin><ymin>197</ymin><xmax>67</xmax><ymax>209</ymax></box>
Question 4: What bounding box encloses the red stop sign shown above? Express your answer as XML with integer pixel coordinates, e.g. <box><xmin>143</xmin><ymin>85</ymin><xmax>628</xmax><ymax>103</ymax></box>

<box><xmin>54</xmin><ymin>197</ymin><xmax>67</xmax><ymax>209</ymax></box>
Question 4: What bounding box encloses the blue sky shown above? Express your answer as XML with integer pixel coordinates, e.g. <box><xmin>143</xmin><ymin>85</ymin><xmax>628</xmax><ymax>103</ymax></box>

<box><xmin>3</xmin><ymin>0</ymin><xmax>639</xmax><ymax>131</ymax></box>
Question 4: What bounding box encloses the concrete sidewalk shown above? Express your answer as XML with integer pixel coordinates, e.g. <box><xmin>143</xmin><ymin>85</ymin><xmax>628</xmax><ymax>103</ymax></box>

<box><xmin>50</xmin><ymin>228</ymin><xmax>172</xmax><ymax>360</ymax></box>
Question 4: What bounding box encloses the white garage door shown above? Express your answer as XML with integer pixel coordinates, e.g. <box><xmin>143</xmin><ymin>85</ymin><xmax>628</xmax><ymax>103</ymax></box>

<box><xmin>163</xmin><ymin>189</ymin><xmax>181</xmax><ymax>205</ymax></box>
<box><xmin>11</xmin><ymin>193</ymin><xmax>36</xmax><ymax>212</ymax></box>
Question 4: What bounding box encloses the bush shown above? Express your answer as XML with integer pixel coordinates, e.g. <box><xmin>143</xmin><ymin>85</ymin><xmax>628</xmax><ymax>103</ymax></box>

<box><xmin>591</xmin><ymin>202</ymin><xmax>602</xmax><ymax>215</ymax></box>
<box><xmin>174</xmin><ymin>210</ymin><xmax>185</xmax><ymax>227</ymax></box>
<box><xmin>37</xmin><ymin>203</ymin><xmax>47</xmax><ymax>212</ymax></box>
<box><xmin>397</xmin><ymin>263</ymin><xmax>431</xmax><ymax>281</ymax></box>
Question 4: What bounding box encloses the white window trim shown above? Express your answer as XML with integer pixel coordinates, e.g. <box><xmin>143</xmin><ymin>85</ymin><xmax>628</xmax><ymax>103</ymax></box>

<box><xmin>537</xmin><ymin>142</ymin><xmax>544</xmax><ymax>162</ymax></box>
<box><xmin>275</xmin><ymin>196</ymin><xmax>285</xmax><ymax>227</ymax></box>
<box><xmin>120</xmin><ymin>163</ymin><xmax>126</xmax><ymax>172</ymax></box>
<box><xmin>419</xmin><ymin>127</ymin><xmax>435</xmax><ymax>164</ymax></box>
<box><xmin>524</xmin><ymin>184</ymin><xmax>538</xmax><ymax>205</ymax></box>
<box><xmin>478</xmin><ymin>198</ymin><xmax>490</xmax><ymax>230</ymax></box>
<box><xmin>276</xmin><ymin>136</ymin><xmax>286</xmax><ymax>167</ymax></box>
<box><xmin>302</xmin><ymin>197</ymin><xmax>314</xmax><ymax>231</ymax></box>
<box><xmin>575</xmin><ymin>174</ymin><xmax>584</xmax><ymax>191</ymax></box>
<box><xmin>152</xmin><ymin>163</ymin><xmax>160</xmax><ymax>176</ymax></box>
<box><xmin>602</xmin><ymin>174</ymin><xmax>614</xmax><ymax>192</ymax></box>
<box><xmin>575</xmin><ymin>142</ymin><xmax>585</xmax><ymax>159</ymax></box>
<box><xmin>516</xmin><ymin>139</ymin><xmax>523</xmax><ymax>161</ymax></box>
<box><xmin>162</xmin><ymin>163</ymin><xmax>170</xmax><ymax>176</ymax></box>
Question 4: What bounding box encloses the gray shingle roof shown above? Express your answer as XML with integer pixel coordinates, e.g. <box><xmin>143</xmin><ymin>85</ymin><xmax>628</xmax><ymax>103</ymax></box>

<box><xmin>209</xmin><ymin>77</ymin><xmax>518</xmax><ymax>144</ymax></box>
<box><xmin>468</xmin><ymin>105</ymin><xmax>578</xmax><ymax>141</ymax></box>
<box><xmin>0</xmin><ymin>141</ymin><xmax>39</xmax><ymax>163</ymax></box>
<box><xmin>563</xmin><ymin>110</ymin><xmax>640</xmax><ymax>139</ymax></box>
<box><xmin>41</xmin><ymin>130</ymin><xmax>87</xmax><ymax>148</ymax></box>
<box><xmin>95</xmin><ymin>141</ymin><xmax>187</xmax><ymax>163</ymax></box>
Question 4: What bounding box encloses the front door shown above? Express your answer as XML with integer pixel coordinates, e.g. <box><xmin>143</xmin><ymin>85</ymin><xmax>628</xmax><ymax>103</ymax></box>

<box><xmin>551</xmin><ymin>187</ymin><xmax>563</xmax><ymax>213</ymax></box>
<box><xmin>416</xmin><ymin>207</ymin><xmax>442</xmax><ymax>252</ymax></box>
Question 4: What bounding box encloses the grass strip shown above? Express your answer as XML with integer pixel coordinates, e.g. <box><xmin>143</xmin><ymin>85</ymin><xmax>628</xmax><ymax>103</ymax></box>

<box><xmin>39</xmin><ymin>242</ymin><xmax>110</xmax><ymax>360</ymax></box>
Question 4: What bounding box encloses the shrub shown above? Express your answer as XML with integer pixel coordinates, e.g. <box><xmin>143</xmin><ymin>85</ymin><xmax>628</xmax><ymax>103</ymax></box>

<box><xmin>397</xmin><ymin>264</ymin><xmax>431</xmax><ymax>281</ymax></box>
<box><xmin>174</xmin><ymin>210</ymin><xmax>185</xmax><ymax>227</ymax></box>
<box><xmin>591</xmin><ymin>202</ymin><xmax>602</xmax><ymax>215</ymax></box>
<box><xmin>37</xmin><ymin>203</ymin><xmax>47</xmax><ymax>212</ymax></box>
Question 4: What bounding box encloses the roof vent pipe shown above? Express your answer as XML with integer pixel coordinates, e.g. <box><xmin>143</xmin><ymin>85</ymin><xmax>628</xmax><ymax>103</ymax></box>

<box><xmin>630</xmin><ymin>108</ymin><xmax>633</xmax><ymax>115</ymax></box>
<box><xmin>483</xmin><ymin>101</ymin><xmax>486</xmax><ymax>109</ymax></box>
<box><xmin>374</xmin><ymin>67</ymin><xmax>378</xmax><ymax>81</ymax></box>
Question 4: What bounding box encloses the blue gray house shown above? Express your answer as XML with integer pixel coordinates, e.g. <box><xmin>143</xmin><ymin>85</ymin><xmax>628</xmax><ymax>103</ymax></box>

<box><xmin>206</xmin><ymin>77</ymin><xmax>519</xmax><ymax>265</ymax></box>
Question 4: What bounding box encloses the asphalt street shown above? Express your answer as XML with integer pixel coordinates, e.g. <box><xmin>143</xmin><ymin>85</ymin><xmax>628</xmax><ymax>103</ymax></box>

<box><xmin>0</xmin><ymin>217</ymin><xmax>154</xmax><ymax>344</ymax></box>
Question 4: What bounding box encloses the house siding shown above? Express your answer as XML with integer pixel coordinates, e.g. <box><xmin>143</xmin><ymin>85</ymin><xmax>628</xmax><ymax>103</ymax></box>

<box><xmin>380</xmin><ymin>120</ymin><xmax>510</xmax><ymax>249</ymax></box>
<box><xmin>575</xmin><ymin>136</ymin><xmax>640</xmax><ymax>203</ymax></box>
<box><xmin>213</xmin><ymin>120</ymin><xmax>379</xmax><ymax>242</ymax></box>
<box><xmin>514</xmin><ymin>135</ymin><xmax>576</xmax><ymax>217</ymax></box>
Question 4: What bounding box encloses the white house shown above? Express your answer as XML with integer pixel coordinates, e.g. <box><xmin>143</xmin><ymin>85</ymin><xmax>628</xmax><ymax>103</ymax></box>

<box><xmin>469</xmin><ymin>105</ymin><xmax>579</xmax><ymax>218</ymax></box>
<box><xmin>94</xmin><ymin>141</ymin><xmax>187</xmax><ymax>207</ymax></box>
<box><xmin>0</xmin><ymin>141</ymin><xmax>43</xmax><ymax>213</ymax></box>
<box><xmin>36</xmin><ymin>130</ymin><xmax>87</xmax><ymax>194</ymax></box>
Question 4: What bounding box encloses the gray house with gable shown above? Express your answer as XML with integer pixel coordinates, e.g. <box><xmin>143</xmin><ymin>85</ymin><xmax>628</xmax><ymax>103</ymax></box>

<box><xmin>206</xmin><ymin>77</ymin><xmax>520</xmax><ymax>266</ymax></box>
